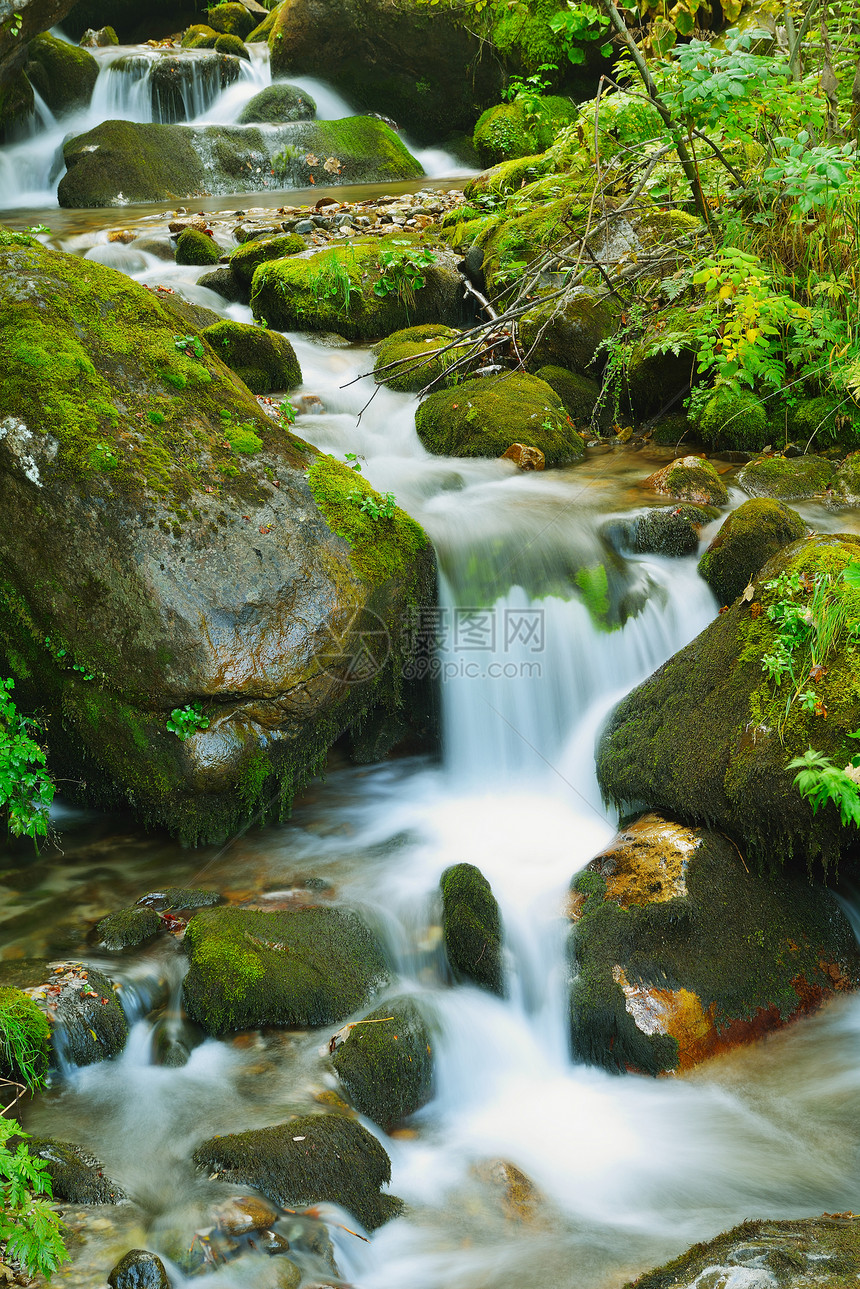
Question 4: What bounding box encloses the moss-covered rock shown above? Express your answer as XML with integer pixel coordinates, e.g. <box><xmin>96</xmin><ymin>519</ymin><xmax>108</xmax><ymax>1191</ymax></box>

<box><xmin>697</xmin><ymin>498</ymin><xmax>807</xmax><ymax>606</ymax></box>
<box><xmin>738</xmin><ymin>452</ymin><xmax>835</xmax><ymax>500</ymax></box>
<box><xmin>569</xmin><ymin>813</ymin><xmax>860</xmax><ymax>1076</ymax></box>
<box><xmin>440</xmin><ymin>863</ymin><xmax>504</xmax><ymax>996</ymax></box>
<box><xmin>0</xmin><ymin>239</ymin><xmax>434</xmax><ymax>843</ymax></box>
<box><xmin>520</xmin><ymin>293</ymin><xmax>618</xmax><ymax>375</ymax></box>
<box><xmin>597</xmin><ymin>533</ymin><xmax>860</xmax><ymax>872</ymax></box>
<box><xmin>251</xmin><ymin>237</ymin><xmax>462</xmax><ymax>341</ymax></box>
<box><xmin>201</xmin><ymin>320</ymin><xmax>301</xmax><ymax>395</ymax></box>
<box><xmin>194</xmin><ymin>1113</ymin><xmax>401</xmax><ymax>1232</ymax></box>
<box><xmin>213</xmin><ymin>32</ymin><xmax>249</xmax><ymax>60</ymax></box>
<box><xmin>603</xmin><ymin>505</ymin><xmax>717</xmax><ymax>560</ymax></box>
<box><xmin>25</xmin><ymin>33</ymin><xmax>98</xmax><ymax>115</ymax></box>
<box><xmin>577</xmin><ymin>91</ymin><xmax>666</xmax><ymax>159</ymax></box>
<box><xmin>181</xmin><ymin>23</ymin><xmax>219</xmax><ymax>48</ymax></box>
<box><xmin>136</xmin><ymin>887</ymin><xmax>221</xmax><ymax>911</ymax></box>
<box><xmin>183</xmin><ymin>905</ymin><xmax>390</xmax><ymax>1034</ymax></box>
<box><xmin>198</xmin><ymin>265</ymin><xmax>246</xmax><ymax>302</ymax></box>
<box><xmin>175</xmin><ymin>227</ymin><xmax>221</xmax><ymax>266</ymax></box>
<box><xmin>0</xmin><ymin>70</ymin><xmax>35</xmax><ymax>137</ymax></box>
<box><xmin>790</xmin><ymin>394</ymin><xmax>860</xmax><ymax>452</ymax></box>
<box><xmin>834</xmin><ymin>450</ymin><xmax>860</xmax><ymax>506</ymax></box>
<box><xmin>628</xmin><ymin>1214</ymin><xmax>860</xmax><ymax>1288</ymax></box>
<box><xmin>237</xmin><ymin>83</ymin><xmax>316</xmax><ymax>124</ymax></box>
<box><xmin>331</xmin><ymin>996</ymin><xmax>433</xmax><ymax>1130</ymax></box>
<box><xmin>415</xmin><ymin>373</ymin><xmax>584</xmax><ymax>466</ymax></box>
<box><xmin>373</xmin><ymin>324</ymin><xmax>466</xmax><ymax>393</ymax></box>
<box><xmin>110</xmin><ymin>52</ymin><xmax>242</xmax><ymax>123</ymax></box>
<box><xmin>473</xmin><ymin>95</ymin><xmax>577</xmax><ymax>167</ymax></box>
<box><xmin>0</xmin><ymin>986</ymin><xmax>50</xmax><ymax>1087</ymax></box>
<box><xmin>207</xmin><ymin>2</ymin><xmax>256</xmax><ymax>37</ymax></box>
<box><xmin>229</xmin><ymin>232</ymin><xmax>306</xmax><ymax>287</ymax></box>
<box><xmin>0</xmin><ymin>960</ymin><xmax>127</xmax><ymax>1067</ymax></box>
<box><xmin>246</xmin><ymin>8</ymin><xmax>278</xmax><ymax>42</ymax></box>
<box><xmin>80</xmin><ymin>24</ymin><xmax>118</xmax><ymax>45</ymax></box>
<box><xmin>96</xmin><ymin>906</ymin><xmax>163</xmax><ymax>950</ymax></box>
<box><xmin>534</xmin><ymin>366</ymin><xmax>602</xmax><ymax>429</ymax></box>
<box><xmin>698</xmin><ymin>386</ymin><xmax>772</xmax><ymax>452</ymax></box>
<box><xmin>642</xmin><ymin>455</ymin><xmax>729</xmax><ymax>506</ymax></box>
<box><xmin>25</xmin><ymin>1137</ymin><xmax>125</xmax><ymax>1203</ymax></box>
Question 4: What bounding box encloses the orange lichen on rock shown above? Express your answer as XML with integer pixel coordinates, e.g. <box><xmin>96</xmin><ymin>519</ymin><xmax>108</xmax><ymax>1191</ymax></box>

<box><xmin>591</xmin><ymin>812</ymin><xmax>698</xmax><ymax>908</ymax></box>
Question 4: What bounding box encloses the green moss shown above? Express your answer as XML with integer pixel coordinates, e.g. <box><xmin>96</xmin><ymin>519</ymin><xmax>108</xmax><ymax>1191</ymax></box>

<box><xmin>698</xmin><ymin>387</ymin><xmax>771</xmax><ymax>452</ymax></box>
<box><xmin>440</xmin><ymin>863</ymin><xmax>504</xmax><ymax>995</ymax></box>
<box><xmin>535</xmin><ymin>366</ymin><xmax>601</xmax><ymax>427</ymax></box>
<box><xmin>193</xmin><ymin>1113</ymin><xmax>401</xmax><ymax>1232</ymax></box>
<box><xmin>181</xmin><ymin>24</ymin><xmax>219</xmax><ymax>48</ymax></box>
<box><xmin>246</xmin><ymin>8</ymin><xmax>278</xmax><ymax>41</ymax></box>
<box><xmin>374</xmin><ymin>324</ymin><xmax>466</xmax><ymax>392</ymax></box>
<box><xmin>0</xmin><ymin>987</ymin><xmax>51</xmax><ymax>1089</ymax></box>
<box><xmin>237</xmin><ymin>84</ymin><xmax>316</xmax><ymax>125</ymax></box>
<box><xmin>0</xmin><ymin>71</ymin><xmax>35</xmax><ymax>135</ymax></box>
<box><xmin>790</xmin><ymin>394</ymin><xmax>860</xmax><ymax>451</ymax></box>
<box><xmin>698</xmin><ymin>499</ymin><xmax>806</xmax><ymax>606</ymax></box>
<box><xmin>25</xmin><ymin>34</ymin><xmax>99</xmax><ymax>116</ymax></box>
<box><xmin>520</xmin><ymin>293</ymin><xmax>619</xmax><ymax>375</ymax></box>
<box><xmin>182</xmin><ymin>905</ymin><xmax>390</xmax><ymax>1034</ymax></box>
<box><xmin>656</xmin><ymin>456</ymin><xmax>729</xmax><ymax>506</ymax></box>
<box><xmin>201</xmin><ymin>320</ymin><xmax>301</xmax><ymax>395</ymax></box>
<box><xmin>175</xmin><ymin>228</ymin><xmax>221</xmax><ymax>266</ymax></box>
<box><xmin>213</xmin><ymin>32</ymin><xmax>250</xmax><ymax>60</ymax></box>
<box><xmin>23</xmin><ymin>1138</ymin><xmax>124</xmax><ymax>1204</ymax></box>
<box><xmin>738</xmin><ymin>453</ymin><xmax>835</xmax><ymax>500</ymax></box>
<box><xmin>577</xmin><ymin>91</ymin><xmax>667</xmax><ymax>159</ymax></box>
<box><xmin>96</xmin><ymin>906</ymin><xmax>163</xmax><ymax>950</ymax></box>
<box><xmin>304</xmin><ymin>453</ymin><xmax>427</xmax><ymax>585</ymax></box>
<box><xmin>207</xmin><ymin>2</ymin><xmax>257</xmax><ymax>37</ymax></box>
<box><xmin>464</xmin><ymin>151</ymin><xmax>553</xmax><ymax>199</ymax></box>
<box><xmin>230</xmin><ymin>233</ymin><xmax>306</xmax><ymax>286</ymax></box>
<box><xmin>414</xmin><ymin>373</ymin><xmax>584</xmax><ymax>466</ymax></box>
<box><xmin>575</xmin><ymin>564</ymin><xmax>614</xmax><ymax>630</ymax></box>
<box><xmin>59</xmin><ymin>120</ymin><xmax>208</xmax><ymax>207</ymax></box>
<box><xmin>473</xmin><ymin>96</ymin><xmax>577</xmax><ymax>167</ymax></box>
<box><xmin>332</xmin><ymin>997</ymin><xmax>433</xmax><ymax>1130</ymax></box>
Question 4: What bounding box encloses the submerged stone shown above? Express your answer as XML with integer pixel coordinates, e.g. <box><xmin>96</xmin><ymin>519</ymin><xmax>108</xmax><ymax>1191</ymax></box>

<box><xmin>0</xmin><ymin>960</ymin><xmax>128</xmax><ymax>1067</ymax></box>
<box><xmin>96</xmin><ymin>906</ymin><xmax>163</xmax><ymax>950</ymax></box>
<box><xmin>25</xmin><ymin>1136</ymin><xmax>125</xmax><ymax>1203</ymax></box>
<box><xmin>108</xmin><ymin>1250</ymin><xmax>169</xmax><ymax>1289</ymax></box>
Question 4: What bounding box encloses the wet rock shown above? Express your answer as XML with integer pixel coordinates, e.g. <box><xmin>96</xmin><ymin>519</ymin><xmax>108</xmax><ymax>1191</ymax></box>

<box><xmin>229</xmin><ymin>232</ymin><xmax>306</xmax><ymax>287</ymax></box>
<box><xmin>697</xmin><ymin>498</ymin><xmax>807</xmax><ymax>606</ymax></box>
<box><xmin>79</xmin><ymin>24</ymin><xmax>117</xmax><ymax>44</ymax></box>
<box><xmin>415</xmin><ymin>373</ymin><xmax>584</xmax><ymax>467</ymax></box>
<box><xmin>96</xmin><ymin>906</ymin><xmax>163</xmax><ymax>950</ymax></box>
<box><xmin>534</xmin><ymin>366</ymin><xmax>603</xmax><ymax>430</ymax></box>
<box><xmin>834</xmin><ymin>451</ymin><xmax>860</xmax><ymax>506</ymax></box>
<box><xmin>502</xmin><ymin>443</ymin><xmax>546</xmax><ymax>471</ymax></box>
<box><xmin>440</xmin><ymin>863</ymin><xmax>504</xmax><ymax>996</ymax></box>
<box><xmin>474</xmin><ymin>97</ymin><xmax>577</xmax><ymax>167</ymax></box>
<box><xmin>0</xmin><ymin>0</ymin><xmax>82</xmax><ymax>131</ymax></box>
<box><xmin>133</xmin><ymin>236</ymin><xmax>175</xmax><ymax>260</ymax></box>
<box><xmin>237</xmin><ymin>84</ymin><xmax>316</xmax><ymax>125</ymax></box>
<box><xmin>293</xmin><ymin>394</ymin><xmax>324</xmax><ymax>415</ymax></box>
<box><xmin>738</xmin><ymin>453</ymin><xmax>835</xmax><ymax>500</ymax></box>
<box><xmin>214</xmin><ymin>33</ymin><xmax>250</xmax><ymax>61</ymax></box>
<box><xmin>569</xmin><ymin>813</ymin><xmax>860</xmax><ymax>1075</ymax></box>
<box><xmin>373</xmin><ymin>324</ymin><xmax>467</xmax><ymax>393</ymax></box>
<box><xmin>0</xmin><ymin>960</ymin><xmax>128</xmax><ymax>1067</ymax></box>
<box><xmin>182</xmin><ymin>905</ymin><xmax>390</xmax><ymax>1034</ymax></box>
<box><xmin>331</xmin><ymin>996</ymin><xmax>433</xmax><ymax>1130</ymax></box>
<box><xmin>214</xmin><ymin>1195</ymin><xmax>278</xmax><ymax>1235</ymax></box>
<box><xmin>275</xmin><ymin>1260</ymin><xmax>302</xmax><ymax>1289</ymax></box>
<box><xmin>25</xmin><ymin>33</ymin><xmax>98</xmax><ymax>115</ymax></box>
<box><xmin>197</xmin><ymin>265</ymin><xmax>247</xmax><ymax>302</ymax></box>
<box><xmin>110</xmin><ymin>53</ymin><xmax>241</xmax><ymax>124</ymax></box>
<box><xmin>136</xmin><ymin>888</ymin><xmax>221</xmax><ymax>911</ymax></box>
<box><xmin>473</xmin><ymin>1159</ymin><xmax>545</xmax><ymax>1224</ymax></box>
<box><xmin>628</xmin><ymin>1214</ymin><xmax>860</xmax><ymax>1288</ymax></box>
<box><xmin>200</xmin><ymin>320</ymin><xmax>301</xmax><ymax>395</ymax></box>
<box><xmin>107</xmin><ymin>1250</ymin><xmax>170</xmax><ymax>1289</ymax></box>
<box><xmin>175</xmin><ymin>228</ymin><xmax>220</xmax><ymax>266</ymax></box>
<box><xmin>519</xmin><ymin>294</ymin><xmax>619</xmax><ymax>376</ymax></box>
<box><xmin>193</xmin><ymin>1113</ymin><xmax>402</xmax><ymax>1232</ymax></box>
<box><xmin>643</xmin><ymin>455</ymin><xmax>729</xmax><ymax>506</ymax></box>
<box><xmin>597</xmin><ymin>533</ymin><xmax>860</xmax><ymax>872</ymax></box>
<box><xmin>207</xmin><ymin>2</ymin><xmax>257</xmax><ymax>38</ymax></box>
<box><xmin>697</xmin><ymin>386</ymin><xmax>772</xmax><ymax>453</ymax></box>
<box><xmin>604</xmin><ymin>505</ymin><xmax>717</xmax><ymax>559</ymax></box>
<box><xmin>25</xmin><ymin>1137</ymin><xmax>125</xmax><ymax>1203</ymax></box>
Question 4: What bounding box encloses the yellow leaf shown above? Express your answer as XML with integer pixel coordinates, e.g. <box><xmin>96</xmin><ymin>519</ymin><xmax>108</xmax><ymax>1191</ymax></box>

<box><xmin>745</xmin><ymin>328</ymin><xmax>759</xmax><ymax>343</ymax></box>
<box><xmin>719</xmin><ymin>284</ymin><xmax>734</xmax><ymax>300</ymax></box>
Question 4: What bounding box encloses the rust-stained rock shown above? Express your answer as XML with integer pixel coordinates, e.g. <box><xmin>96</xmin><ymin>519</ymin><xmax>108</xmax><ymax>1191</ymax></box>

<box><xmin>642</xmin><ymin>455</ymin><xmax>728</xmax><ymax>506</ymax></box>
<box><xmin>501</xmin><ymin>443</ymin><xmax>546</xmax><ymax>471</ymax></box>
<box><xmin>473</xmin><ymin>1159</ymin><xmax>546</xmax><ymax>1225</ymax></box>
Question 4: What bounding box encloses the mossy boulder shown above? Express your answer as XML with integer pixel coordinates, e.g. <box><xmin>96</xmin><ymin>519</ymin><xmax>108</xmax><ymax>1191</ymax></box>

<box><xmin>175</xmin><ymin>227</ymin><xmax>221</xmax><ymax>266</ymax></box>
<box><xmin>24</xmin><ymin>1138</ymin><xmax>125</xmax><ymax>1203</ymax></box>
<box><xmin>136</xmin><ymin>887</ymin><xmax>221</xmax><ymax>911</ymax></box>
<box><xmin>110</xmin><ymin>53</ymin><xmax>241</xmax><ymax>123</ymax></box>
<box><xmin>181</xmin><ymin>23</ymin><xmax>219</xmax><ymax>48</ymax></box>
<box><xmin>229</xmin><ymin>232</ymin><xmax>306</xmax><ymax>287</ymax></box>
<box><xmin>473</xmin><ymin>95</ymin><xmax>576</xmax><ymax>167</ymax></box>
<box><xmin>0</xmin><ymin>986</ymin><xmax>50</xmax><ymax>1087</ymax></box>
<box><xmin>577</xmin><ymin>91</ymin><xmax>666</xmax><ymax>159</ymax></box>
<box><xmin>198</xmin><ymin>265</ymin><xmax>246</xmax><ymax>302</ymax></box>
<box><xmin>440</xmin><ymin>863</ymin><xmax>504</xmax><ymax>996</ymax></box>
<box><xmin>331</xmin><ymin>996</ymin><xmax>433</xmax><ymax>1130</ymax></box>
<box><xmin>237</xmin><ymin>83</ymin><xmax>316</xmax><ymax>125</ymax></box>
<box><xmin>603</xmin><ymin>504</ymin><xmax>717</xmax><ymax>560</ymax></box>
<box><xmin>206</xmin><ymin>2</ymin><xmax>256</xmax><ymax>37</ymax></box>
<box><xmin>415</xmin><ymin>373</ymin><xmax>584</xmax><ymax>466</ymax></box>
<box><xmin>1</xmin><ymin>0</ymin><xmax>85</xmax><ymax>132</ymax></box>
<box><xmin>0</xmin><ymin>70</ymin><xmax>35</xmax><ymax>137</ymax></box>
<box><xmin>96</xmin><ymin>906</ymin><xmax>163</xmax><ymax>950</ymax></box>
<box><xmin>642</xmin><ymin>455</ymin><xmax>729</xmax><ymax>506</ymax></box>
<box><xmin>534</xmin><ymin>366</ymin><xmax>602</xmax><ymax>429</ymax></box>
<box><xmin>629</xmin><ymin>1215</ymin><xmax>860</xmax><ymax>1289</ymax></box>
<box><xmin>183</xmin><ymin>905</ymin><xmax>390</xmax><ymax>1034</ymax></box>
<box><xmin>24</xmin><ymin>33</ymin><xmax>98</xmax><ymax>115</ymax></box>
<box><xmin>597</xmin><ymin>533</ymin><xmax>860</xmax><ymax>872</ymax></box>
<box><xmin>697</xmin><ymin>498</ymin><xmax>807</xmax><ymax>606</ymax></box>
<box><xmin>0</xmin><ymin>960</ymin><xmax>127</xmax><ymax>1067</ymax></box>
<box><xmin>194</xmin><ymin>1113</ymin><xmax>401</xmax><ymax>1232</ymax></box>
<box><xmin>790</xmin><ymin>394</ymin><xmax>860</xmax><ymax>452</ymax></box>
<box><xmin>738</xmin><ymin>452</ymin><xmax>835</xmax><ymax>501</ymax></box>
<box><xmin>247</xmin><ymin>8</ymin><xmax>278</xmax><ymax>42</ymax></box>
<box><xmin>569</xmin><ymin>813</ymin><xmax>860</xmax><ymax>1076</ymax></box>
<box><xmin>200</xmin><ymin>320</ymin><xmax>301</xmax><ymax>395</ymax></box>
<box><xmin>520</xmin><ymin>294</ymin><xmax>618</xmax><ymax>376</ymax></box>
<box><xmin>834</xmin><ymin>451</ymin><xmax>860</xmax><ymax>506</ymax></box>
<box><xmin>213</xmin><ymin>33</ymin><xmax>249</xmax><ymax>61</ymax></box>
<box><xmin>698</xmin><ymin>386</ymin><xmax>772</xmax><ymax>452</ymax></box>
<box><xmin>251</xmin><ymin>237</ymin><xmax>462</xmax><ymax>341</ymax></box>
<box><xmin>373</xmin><ymin>324</ymin><xmax>467</xmax><ymax>393</ymax></box>
<box><xmin>0</xmin><ymin>239</ymin><xmax>433</xmax><ymax>842</ymax></box>
<box><xmin>268</xmin><ymin>0</ymin><xmax>503</xmax><ymax>143</ymax></box>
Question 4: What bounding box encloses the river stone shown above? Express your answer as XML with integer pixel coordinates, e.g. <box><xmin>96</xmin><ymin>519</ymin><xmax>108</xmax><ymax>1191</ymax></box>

<box><xmin>193</xmin><ymin>1113</ymin><xmax>402</xmax><ymax>1232</ymax></box>
<box><xmin>697</xmin><ymin>499</ymin><xmax>807</xmax><ymax>606</ymax></box>
<box><xmin>24</xmin><ymin>33</ymin><xmax>98</xmax><ymax>115</ymax></box>
<box><xmin>603</xmin><ymin>505</ymin><xmax>718</xmax><ymax>560</ymax></box>
<box><xmin>597</xmin><ymin>533</ymin><xmax>860</xmax><ymax>873</ymax></box>
<box><xmin>207</xmin><ymin>2</ymin><xmax>256</xmax><ymax>38</ymax></box>
<box><xmin>251</xmin><ymin>236</ymin><xmax>464</xmax><ymax>342</ymax></box>
<box><xmin>197</xmin><ymin>266</ymin><xmax>247</xmax><ymax>303</ymax></box>
<box><xmin>175</xmin><ymin>228</ymin><xmax>220</xmax><ymax>266</ymax></box>
<box><xmin>237</xmin><ymin>83</ymin><xmax>316</xmax><ymax>125</ymax></box>
<box><xmin>569</xmin><ymin>813</ymin><xmax>860</xmax><ymax>1076</ymax></box>
<box><xmin>107</xmin><ymin>1250</ymin><xmax>169</xmax><ymax>1289</ymax></box>
<box><xmin>79</xmin><ymin>25</ymin><xmax>118</xmax><ymax>45</ymax></box>
<box><xmin>214</xmin><ymin>1195</ymin><xmax>278</xmax><ymax>1235</ymax></box>
<box><xmin>440</xmin><ymin>863</ymin><xmax>504</xmax><ymax>996</ymax></box>
<box><xmin>415</xmin><ymin>373</ymin><xmax>584</xmax><ymax>466</ymax></box>
<box><xmin>0</xmin><ymin>239</ymin><xmax>432</xmax><ymax>843</ymax></box>
<box><xmin>182</xmin><ymin>906</ymin><xmax>390</xmax><ymax>1034</ymax></box>
<box><xmin>0</xmin><ymin>960</ymin><xmax>128</xmax><ymax>1067</ymax></box>
<box><xmin>0</xmin><ymin>0</ymin><xmax>83</xmax><ymax>132</ymax></box>
<box><xmin>58</xmin><ymin>117</ymin><xmax>423</xmax><ymax>207</ymax></box>
<box><xmin>267</xmin><ymin>0</ymin><xmax>503</xmax><ymax>143</ymax></box>
<box><xmin>642</xmin><ymin>456</ymin><xmax>729</xmax><ymax>506</ymax></box>
<box><xmin>200</xmin><ymin>320</ymin><xmax>301</xmax><ymax>395</ymax></box>
<box><xmin>229</xmin><ymin>232</ymin><xmax>306</xmax><ymax>287</ymax></box>
<box><xmin>25</xmin><ymin>1137</ymin><xmax>125</xmax><ymax>1203</ymax></box>
<box><xmin>331</xmin><ymin>996</ymin><xmax>433</xmax><ymax>1130</ymax></box>
<box><xmin>519</xmin><ymin>294</ymin><xmax>619</xmax><ymax>375</ymax></box>
<box><xmin>136</xmin><ymin>888</ymin><xmax>221</xmax><ymax>911</ymax></box>
<box><xmin>738</xmin><ymin>453</ymin><xmax>835</xmax><ymax>500</ymax></box>
<box><xmin>373</xmin><ymin>325</ymin><xmax>468</xmax><ymax>393</ymax></box>
<box><xmin>96</xmin><ymin>906</ymin><xmax>163</xmax><ymax>950</ymax></box>
<box><xmin>534</xmin><ymin>366</ymin><xmax>603</xmax><ymax>429</ymax></box>
<box><xmin>629</xmin><ymin>1215</ymin><xmax>860</xmax><ymax>1288</ymax></box>
<box><xmin>109</xmin><ymin>52</ymin><xmax>241</xmax><ymax>124</ymax></box>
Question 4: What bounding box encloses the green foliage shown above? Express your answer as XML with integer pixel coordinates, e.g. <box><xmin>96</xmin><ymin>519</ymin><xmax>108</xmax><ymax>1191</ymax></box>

<box><xmin>0</xmin><ymin>1118</ymin><xmax>68</xmax><ymax>1280</ymax></box>
<box><xmin>372</xmin><ymin>246</ymin><xmax>437</xmax><ymax>318</ymax></box>
<box><xmin>789</xmin><ymin>742</ymin><xmax>860</xmax><ymax>827</ymax></box>
<box><xmin>166</xmin><ymin>702</ymin><xmax>210</xmax><ymax>740</ymax></box>
<box><xmin>0</xmin><ymin>988</ymin><xmax>50</xmax><ymax>1091</ymax></box>
<box><xmin>0</xmin><ymin>224</ymin><xmax>50</xmax><ymax>249</ymax></box>
<box><xmin>306</xmin><ymin>248</ymin><xmax>359</xmax><ymax>316</ymax></box>
<box><xmin>547</xmin><ymin>7</ymin><xmax>611</xmax><ymax>64</ymax></box>
<box><xmin>0</xmin><ymin>678</ymin><xmax>54</xmax><ymax>843</ymax></box>
<box><xmin>173</xmin><ymin>333</ymin><xmax>205</xmax><ymax>360</ymax></box>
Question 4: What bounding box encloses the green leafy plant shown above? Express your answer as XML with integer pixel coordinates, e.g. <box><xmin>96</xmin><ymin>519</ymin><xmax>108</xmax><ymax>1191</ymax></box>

<box><xmin>277</xmin><ymin>400</ymin><xmax>297</xmax><ymax>426</ymax></box>
<box><xmin>166</xmin><ymin>702</ymin><xmax>210</xmax><ymax>740</ymax></box>
<box><xmin>349</xmin><ymin>489</ymin><xmax>398</xmax><ymax>519</ymax></box>
<box><xmin>8</xmin><ymin>13</ymin><xmax>23</xmax><ymax>36</ymax></box>
<box><xmin>174</xmin><ymin>334</ymin><xmax>205</xmax><ymax>360</ymax></box>
<box><xmin>0</xmin><ymin>1119</ymin><xmax>68</xmax><ymax>1279</ymax></box>
<box><xmin>306</xmin><ymin>250</ymin><xmax>359</xmax><ymax>316</ymax></box>
<box><xmin>373</xmin><ymin>246</ymin><xmax>437</xmax><ymax>316</ymax></box>
<box><xmin>502</xmin><ymin>66</ymin><xmax>557</xmax><ymax>125</ymax></box>
<box><xmin>788</xmin><ymin>743</ymin><xmax>860</xmax><ymax>828</ymax></box>
<box><xmin>548</xmin><ymin>7</ymin><xmax>611</xmax><ymax>64</ymax></box>
<box><xmin>0</xmin><ymin>224</ymin><xmax>50</xmax><ymax>249</ymax></box>
<box><xmin>0</xmin><ymin>679</ymin><xmax>54</xmax><ymax>844</ymax></box>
